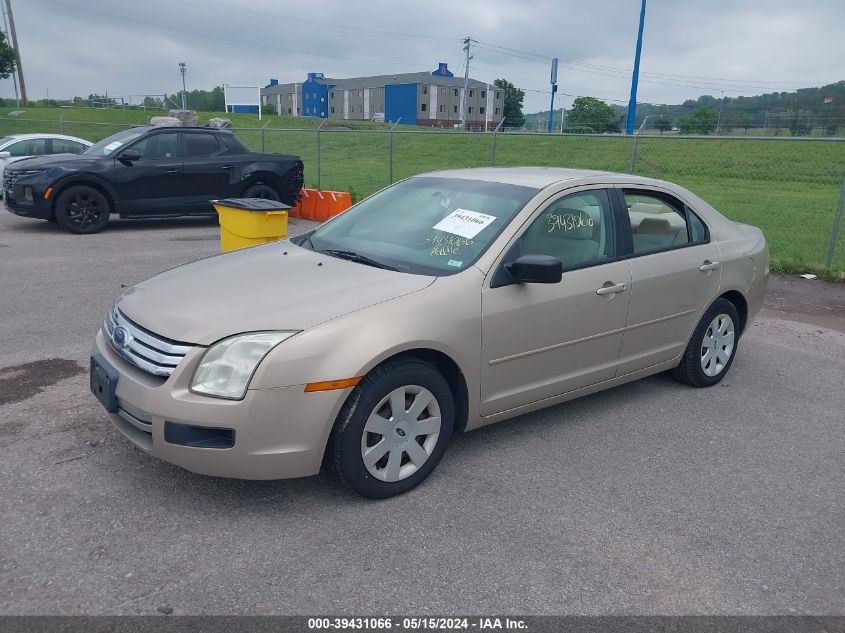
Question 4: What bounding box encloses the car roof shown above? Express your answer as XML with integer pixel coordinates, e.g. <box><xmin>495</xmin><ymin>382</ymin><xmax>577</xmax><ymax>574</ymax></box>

<box><xmin>2</xmin><ymin>133</ymin><xmax>91</xmax><ymax>143</ymax></box>
<box><xmin>130</xmin><ymin>125</ymin><xmax>234</xmax><ymax>135</ymax></box>
<box><xmin>421</xmin><ymin>167</ymin><xmax>616</xmax><ymax>188</ymax></box>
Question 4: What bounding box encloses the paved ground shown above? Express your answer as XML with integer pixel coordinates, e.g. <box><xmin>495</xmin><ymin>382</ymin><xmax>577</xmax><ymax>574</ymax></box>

<box><xmin>0</xmin><ymin>211</ymin><xmax>843</xmax><ymax>615</ymax></box>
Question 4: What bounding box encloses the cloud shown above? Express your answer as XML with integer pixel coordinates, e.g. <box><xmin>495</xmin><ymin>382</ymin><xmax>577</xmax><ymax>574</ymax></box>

<box><xmin>5</xmin><ymin>0</ymin><xmax>844</xmax><ymax>113</ymax></box>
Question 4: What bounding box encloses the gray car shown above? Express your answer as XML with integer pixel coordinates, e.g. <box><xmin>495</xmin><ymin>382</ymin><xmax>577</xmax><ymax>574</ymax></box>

<box><xmin>91</xmin><ymin>167</ymin><xmax>769</xmax><ymax>498</ymax></box>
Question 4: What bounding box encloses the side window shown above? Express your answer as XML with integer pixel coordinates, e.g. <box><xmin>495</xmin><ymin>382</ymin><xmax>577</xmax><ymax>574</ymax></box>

<box><xmin>6</xmin><ymin>138</ymin><xmax>47</xmax><ymax>156</ymax></box>
<box><xmin>51</xmin><ymin>139</ymin><xmax>86</xmax><ymax>154</ymax></box>
<box><xmin>130</xmin><ymin>133</ymin><xmax>180</xmax><ymax>160</ymax></box>
<box><xmin>516</xmin><ymin>189</ymin><xmax>614</xmax><ymax>269</ymax></box>
<box><xmin>183</xmin><ymin>133</ymin><xmax>221</xmax><ymax>157</ymax></box>
<box><xmin>624</xmin><ymin>191</ymin><xmax>692</xmax><ymax>254</ymax></box>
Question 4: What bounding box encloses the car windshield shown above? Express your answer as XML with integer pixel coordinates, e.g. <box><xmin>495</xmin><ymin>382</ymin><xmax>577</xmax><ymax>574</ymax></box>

<box><xmin>83</xmin><ymin>128</ymin><xmax>147</xmax><ymax>156</ymax></box>
<box><xmin>303</xmin><ymin>176</ymin><xmax>538</xmax><ymax>276</ymax></box>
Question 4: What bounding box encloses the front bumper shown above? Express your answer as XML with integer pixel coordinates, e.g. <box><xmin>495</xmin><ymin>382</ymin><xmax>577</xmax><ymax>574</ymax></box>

<box><xmin>92</xmin><ymin>330</ymin><xmax>348</xmax><ymax>479</ymax></box>
<box><xmin>4</xmin><ymin>181</ymin><xmax>51</xmax><ymax>219</ymax></box>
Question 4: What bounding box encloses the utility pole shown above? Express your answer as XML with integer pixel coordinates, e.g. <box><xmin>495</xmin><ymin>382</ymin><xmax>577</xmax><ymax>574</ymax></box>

<box><xmin>1</xmin><ymin>1</ymin><xmax>18</xmax><ymax>107</ymax></box>
<box><xmin>625</xmin><ymin>0</ymin><xmax>647</xmax><ymax>135</ymax></box>
<box><xmin>4</xmin><ymin>0</ymin><xmax>26</xmax><ymax>106</ymax></box>
<box><xmin>716</xmin><ymin>89</ymin><xmax>725</xmax><ymax>135</ymax></box>
<box><xmin>461</xmin><ymin>36</ymin><xmax>473</xmax><ymax>130</ymax></box>
<box><xmin>178</xmin><ymin>62</ymin><xmax>187</xmax><ymax>110</ymax></box>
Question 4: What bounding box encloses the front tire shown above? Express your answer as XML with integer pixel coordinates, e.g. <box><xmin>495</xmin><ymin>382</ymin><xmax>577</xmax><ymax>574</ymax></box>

<box><xmin>54</xmin><ymin>185</ymin><xmax>111</xmax><ymax>234</ymax></box>
<box><xmin>330</xmin><ymin>357</ymin><xmax>454</xmax><ymax>499</ymax></box>
<box><xmin>671</xmin><ymin>298</ymin><xmax>740</xmax><ymax>387</ymax></box>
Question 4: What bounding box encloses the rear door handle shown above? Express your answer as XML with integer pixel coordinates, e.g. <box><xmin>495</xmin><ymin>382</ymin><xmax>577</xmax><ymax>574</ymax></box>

<box><xmin>699</xmin><ymin>260</ymin><xmax>721</xmax><ymax>272</ymax></box>
<box><xmin>596</xmin><ymin>282</ymin><xmax>626</xmax><ymax>295</ymax></box>
<box><xmin>166</xmin><ymin>168</ymin><xmax>180</xmax><ymax>174</ymax></box>
<box><xmin>220</xmin><ymin>164</ymin><xmax>233</xmax><ymax>170</ymax></box>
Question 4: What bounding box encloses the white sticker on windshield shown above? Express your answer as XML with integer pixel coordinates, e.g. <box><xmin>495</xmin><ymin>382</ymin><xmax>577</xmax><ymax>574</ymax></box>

<box><xmin>447</xmin><ymin>259</ymin><xmax>463</xmax><ymax>267</ymax></box>
<box><xmin>433</xmin><ymin>209</ymin><xmax>496</xmax><ymax>239</ymax></box>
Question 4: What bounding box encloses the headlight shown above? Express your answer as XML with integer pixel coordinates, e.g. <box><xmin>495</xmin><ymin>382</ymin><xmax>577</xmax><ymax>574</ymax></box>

<box><xmin>191</xmin><ymin>331</ymin><xmax>297</xmax><ymax>399</ymax></box>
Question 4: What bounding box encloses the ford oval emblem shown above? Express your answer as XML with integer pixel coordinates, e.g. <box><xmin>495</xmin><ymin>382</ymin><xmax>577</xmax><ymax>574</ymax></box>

<box><xmin>113</xmin><ymin>327</ymin><xmax>128</xmax><ymax>348</ymax></box>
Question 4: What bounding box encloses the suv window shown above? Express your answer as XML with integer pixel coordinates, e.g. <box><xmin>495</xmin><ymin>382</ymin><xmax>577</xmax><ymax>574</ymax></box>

<box><xmin>5</xmin><ymin>138</ymin><xmax>47</xmax><ymax>157</ymax></box>
<box><xmin>515</xmin><ymin>189</ymin><xmax>614</xmax><ymax>269</ymax></box>
<box><xmin>625</xmin><ymin>191</ymin><xmax>701</xmax><ymax>254</ymax></box>
<box><xmin>184</xmin><ymin>133</ymin><xmax>221</xmax><ymax>157</ymax></box>
<box><xmin>131</xmin><ymin>133</ymin><xmax>180</xmax><ymax>160</ymax></box>
<box><xmin>51</xmin><ymin>139</ymin><xmax>86</xmax><ymax>154</ymax></box>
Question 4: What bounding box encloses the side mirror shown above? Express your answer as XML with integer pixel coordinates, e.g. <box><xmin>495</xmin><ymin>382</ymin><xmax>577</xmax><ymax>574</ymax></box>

<box><xmin>118</xmin><ymin>149</ymin><xmax>141</xmax><ymax>163</ymax></box>
<box><xmin>506</xmin><ymin>254</ymin><xmax>563</xmax><ymax>284</ymax></box>
<box><xmin>0</xmin><ymin>151</ymin><xmax>10</xmax><ymax>159</ymax></box>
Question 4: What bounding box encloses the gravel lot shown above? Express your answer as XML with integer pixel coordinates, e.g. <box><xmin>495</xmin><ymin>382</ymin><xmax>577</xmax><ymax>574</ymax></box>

<box><xmin>0</xmin><ymin>210</ymin><xmax>843</xmax><ymax>615</ymax></box>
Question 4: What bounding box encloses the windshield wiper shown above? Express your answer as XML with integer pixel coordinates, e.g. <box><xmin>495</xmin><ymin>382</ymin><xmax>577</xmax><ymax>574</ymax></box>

<box><xmin>319</xmin><ymin>249</ymin><xmax>398</xmax><ymax>271</ymax></box>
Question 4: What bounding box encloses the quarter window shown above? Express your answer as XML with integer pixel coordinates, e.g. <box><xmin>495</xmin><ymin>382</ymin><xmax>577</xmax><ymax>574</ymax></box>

<box><xmin>515</xmin><ymin>189</ymin><xmax>614</xmax><ymax>269</ymax></box>
<box><xmin>624</xmin><ymin>191</ymin><xmax>705</xmax><ymax>254</ymax></box>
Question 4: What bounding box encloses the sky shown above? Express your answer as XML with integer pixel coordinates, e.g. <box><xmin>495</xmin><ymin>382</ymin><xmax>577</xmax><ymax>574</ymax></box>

<box><xmin>5</xmin><ymin>0</ymin><xmax>845</xmax><ymax>114</ymax></box>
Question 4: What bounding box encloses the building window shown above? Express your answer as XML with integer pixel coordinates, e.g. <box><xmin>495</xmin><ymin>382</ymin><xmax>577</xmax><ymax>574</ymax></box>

<box><xmin>330</xmin><ymin>91</ymin><xmax>334</xmax><ymax>98</ymax></box>
<box><xmin>423</xmin><ymin>86</ymin><xmax>428</xmax><ymax>94</ymax></box>
<box><xmin>288</xmin><ymin>108</ymin><xmax>292</xmax><ymax>114</ymax></box>
<box><xmin>469</xmin><ymin>90</ymin><xmax>474</xmax><ymax>97</ymax></box>
<box><xmin>454</xmin><ymin>89</ymin><xmax>458</xmax><ymax>96</ymax></box>
<box><xmin>439</xmin><ymin>105</ymin><xmax>445</xmax><ymax>113</ymax></box>
<box><xmin>331</xmin><ymin>106</ymin><xmax>335</xmax><ymax>113</ymax></box>
<box><xmin>481</xmin><ymin>90</ymin><xmax>486</xmax><ymax>98</ymax></box>
<box><xmin>421</xmin><ymin>103</ymin><xmax>427</xmax><ymax>111</ymax></box>
<box><xmin>480</xmin><ymin>107</ymin><xmax>485</xmax><ymax>115</ymax></box>
<box><xmin>453</xmin><ymin>105</ymin><xmax>458</xmax><ymax>113</ymax></box>
<box><xmin>468</xmin><ymin>106</ymin><xmax>473</xmax><ymax>114</ymax></box>
<box><xmin>297</xmin><ymin>108</ymin><xmax>300</xmax><ymax>114</ymax></box>
<box><xmin>495</xmin><ymin>107</ymin><xmax>500</xmax><ymax>115</ymax></box>
<box><xmin>320</xmin><ymin>97</ymin><xmax>325</xmax><ymax>102</ymax></box>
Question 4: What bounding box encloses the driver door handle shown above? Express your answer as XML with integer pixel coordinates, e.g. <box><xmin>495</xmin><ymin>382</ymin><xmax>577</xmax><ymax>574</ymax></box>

<box><xmin>166</xmin><ymin>168</ymin><xmax>180</xmax><ymax>174</ymax></box>
<box><xmin>220</xmin><ymin>164</ymin><xmax>233</xmax><ymax>170</ymax></box>
<box><xmin>596</xmin><ymin>282</ymin><xmax>626</xmax><ymax>295</ymax></box>
<box><xmin>699</xmin><ymin>260</ymin><xmax>721</xmax><ymax>272</ymax></box>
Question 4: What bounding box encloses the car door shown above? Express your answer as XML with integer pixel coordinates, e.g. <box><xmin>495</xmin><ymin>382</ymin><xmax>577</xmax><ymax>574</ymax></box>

<box><xmin>112</xmin><ymin>131</ymin><xmax>184</xmax><ymax>215</ymax></box>
<box><xmin>480</xmin><ymin>187</ymin><xmax>632</xmax><ymax>416</ymax></box>
<box><xmin>179</xmin><ymin>131</ymin><xmax>232</xmax><ymax>213</ymax></box>
<box><xmin>615</xmin><ymin>187</ymin><xmax>721</xmax><ymax>375</ymax></box>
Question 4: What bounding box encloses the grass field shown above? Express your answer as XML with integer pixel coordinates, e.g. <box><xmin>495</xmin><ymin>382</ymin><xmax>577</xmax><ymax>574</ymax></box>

<box><xmin>2</xmin><ymin>106</ymin><xmax>843</xmax><ymax>276</ymax></box>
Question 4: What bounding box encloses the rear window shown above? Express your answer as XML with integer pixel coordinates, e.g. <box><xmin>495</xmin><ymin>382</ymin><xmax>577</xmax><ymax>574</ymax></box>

<box><xmin>184</xmin><ymin>133</ymin><xmax>221</xmax><ymax>157</ymax></box>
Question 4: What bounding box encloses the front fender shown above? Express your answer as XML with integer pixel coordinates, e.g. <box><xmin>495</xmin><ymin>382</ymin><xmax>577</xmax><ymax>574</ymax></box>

<box><xmin>49</xmin><ymin>171</ymin><xmax>122</xmax><ymax>210</ymax></box>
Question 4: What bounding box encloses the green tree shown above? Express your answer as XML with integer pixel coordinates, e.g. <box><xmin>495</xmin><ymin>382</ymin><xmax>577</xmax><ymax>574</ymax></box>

<box><xmin>678</xmin><ymin>107</ymin><xmax>718</xmax><ymax>134</ymax></box>
<box><xmin>565</xmin><ymin>96</ymin><xmax>620</xmax><ymax>133</ymax></box>
<box><xmin>493</xmin><ymin>78</ymin><xmax>525</xmax><ymax>127</ymax></box>
<box><xmin>653</xmin><ymin>115</ymin><xmax>672</xmax><ymax>133</ymax></box>
<box><xmin>0</xmin><ymin>31</ymin><xmax>16</xmax><ymax>80</ymax></box>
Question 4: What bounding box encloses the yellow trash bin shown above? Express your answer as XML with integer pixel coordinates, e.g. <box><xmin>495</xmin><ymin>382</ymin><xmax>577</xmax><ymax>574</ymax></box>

<box><xmin>212</xmin><ymin>198</ymin><xmax>290</xmax><ymax>252</ymax></box>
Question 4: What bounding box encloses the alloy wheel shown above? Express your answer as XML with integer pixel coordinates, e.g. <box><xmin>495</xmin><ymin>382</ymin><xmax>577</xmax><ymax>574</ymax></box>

<box><xmin>63</xmin><ymin>191</ymin><xmax>106</xmax><ymax>230</ymax></box>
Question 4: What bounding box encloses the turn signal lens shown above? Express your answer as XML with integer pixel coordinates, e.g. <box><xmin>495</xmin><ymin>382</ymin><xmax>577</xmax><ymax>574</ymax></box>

<box><xmin>304</xmin><ymin>377</ymin><xmax>362</xmax><ymax>392</ymax></box>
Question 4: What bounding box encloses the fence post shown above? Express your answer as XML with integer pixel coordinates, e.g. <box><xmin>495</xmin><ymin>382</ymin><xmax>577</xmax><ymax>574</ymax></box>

<box><xmin>628</xmin><ymin>135</ymin><xmax>639</xmax><ymax>174</ymax></box>
<box><xmin>59</xmin><ymin>114</ymin><xmax>63</xmax><ymax>134</ymax></box>
<box><xmin>490</xmin><ymin>118</ymin><xmax>504</xmax><ymax>167</ymax></box>
<box><xmin>260</xmin><ymin>120</ymin><xmax>270</xmax><ymax>153</ymax></box>
<box><xmin>388</xmin><ymin>118</ymin><xmax>400</xmax><ymax>184</ymax></box>
<box><xmin>824</xmin><ymin>178</ymin><xmax>845</xmax><ymax>271</ymax></box>
<box><xmin>316</xmin><ymin>121</ymin><xmax>324</xmax><ymax>190</ymax></box>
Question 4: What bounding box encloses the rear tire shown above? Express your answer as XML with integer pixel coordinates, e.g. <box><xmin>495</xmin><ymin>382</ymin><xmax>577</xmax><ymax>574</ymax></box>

<box><xmin>243</xmin><ymin>183</ymin><xmax>281</xmax><ymax>202</ymax></box>
<box><xmin>330</xmin><ymin>357</ymin><xmax>454</xmax><ymax>499</ymax></box>
<box><xmin>54</xmin><ymin>185</ymin><xmax>111</xmax><ymax>234</ymax></box>
<box><xmin>671</xmin><ymin>298</ymin><xmax>740</xmax><ymax>387</ymax></box>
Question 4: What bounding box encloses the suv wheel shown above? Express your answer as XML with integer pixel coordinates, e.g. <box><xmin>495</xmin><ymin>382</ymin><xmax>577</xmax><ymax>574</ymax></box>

<box><xmin>243</xmin><ymin>183</ymin><xmax>281</xmax><ymax>201</ymax></box>
<box><xmin>55</xmin><ymin>185</ymin><xmax>111</xmax><ymax>234</ymax></box>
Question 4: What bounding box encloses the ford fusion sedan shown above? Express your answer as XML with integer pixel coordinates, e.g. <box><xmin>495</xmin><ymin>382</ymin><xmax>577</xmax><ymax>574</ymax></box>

<box><xmin>91</xmin><ymin>167</ymin><xmax>768</xmax><ymax>498</ymax></box>
<box><xmin>4</xmin><ymin>125</ymin><xmax>303</xmax><ymax>234</ymax></box>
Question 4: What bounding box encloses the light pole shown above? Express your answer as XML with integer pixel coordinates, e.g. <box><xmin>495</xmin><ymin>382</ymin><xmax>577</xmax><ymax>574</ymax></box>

<box><xmin>178</xmin><ymin>62</ymin><xmax>187</xmax><ymax>110</ymax></box>
<box><xmin>625</xmin><ymin>0</ymin><xmax>647</xmax><ymax>135</ymax></box>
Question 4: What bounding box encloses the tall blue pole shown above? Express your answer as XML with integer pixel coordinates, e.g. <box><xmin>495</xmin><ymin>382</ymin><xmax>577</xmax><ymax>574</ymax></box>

<box><xmin>547</xmin><ymin>88</ymin><xmax>556</xmax><ymax>134</ymax></box>
<box><xmin>625</xmin><ymin>0</ymin><xmax>647</xmax><ymax>135</ymax></box>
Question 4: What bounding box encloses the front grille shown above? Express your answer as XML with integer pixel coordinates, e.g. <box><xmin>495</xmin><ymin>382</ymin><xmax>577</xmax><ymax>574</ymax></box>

<box><xmin>104</xmin><ymin>306</ymin><xmax>193</xmax><ymax>378</ymax></box>
<box><xmin>4</xmin><ymin>169</ymin><xmax>44</xmax><ymax>191</ymax></box>
<box><xmin>116</xmin><ymin>399</ymin><xmax>153</xmax><ymax>435</ymax></box>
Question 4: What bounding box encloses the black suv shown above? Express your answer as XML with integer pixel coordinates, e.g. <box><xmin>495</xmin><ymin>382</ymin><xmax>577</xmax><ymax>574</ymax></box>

<box><xmin>4</xmin><ymin>126</ymin><xmax>303</xmax><ymax>234</ymax></box>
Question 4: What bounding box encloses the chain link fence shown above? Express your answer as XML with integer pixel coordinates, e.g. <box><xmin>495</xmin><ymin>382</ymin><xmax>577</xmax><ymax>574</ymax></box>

<box><xmin>0</xmin><ymin>115</ymin><xmax>842</xmax><ymax>276</ymax></box>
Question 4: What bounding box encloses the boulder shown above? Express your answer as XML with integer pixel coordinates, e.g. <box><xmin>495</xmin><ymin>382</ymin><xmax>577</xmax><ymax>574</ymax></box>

<box><xmin>149</xmin><ymin>116</ymin><xmax>182</xmax><ymax>127</ymax></box>
<box><xmin>207</xmin><ymin>117</ymin><xmax>232</xmax><ymax>129</ymax></box>
<box><xmin>168</xmin><ymin>109</ymin><xmax>198</xmax><ymax>127</ymax></box>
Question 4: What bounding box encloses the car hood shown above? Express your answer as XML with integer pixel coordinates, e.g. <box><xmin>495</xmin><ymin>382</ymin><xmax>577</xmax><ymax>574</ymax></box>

<box><xmin>6</xmin><ymin>153</ymin><xmax>98</xmax><ymax>170</ymax></box>
<box><xmin>117</xmin><ymin>242</ymin><xmax>436</xmax><ymax>345</ymax></box>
